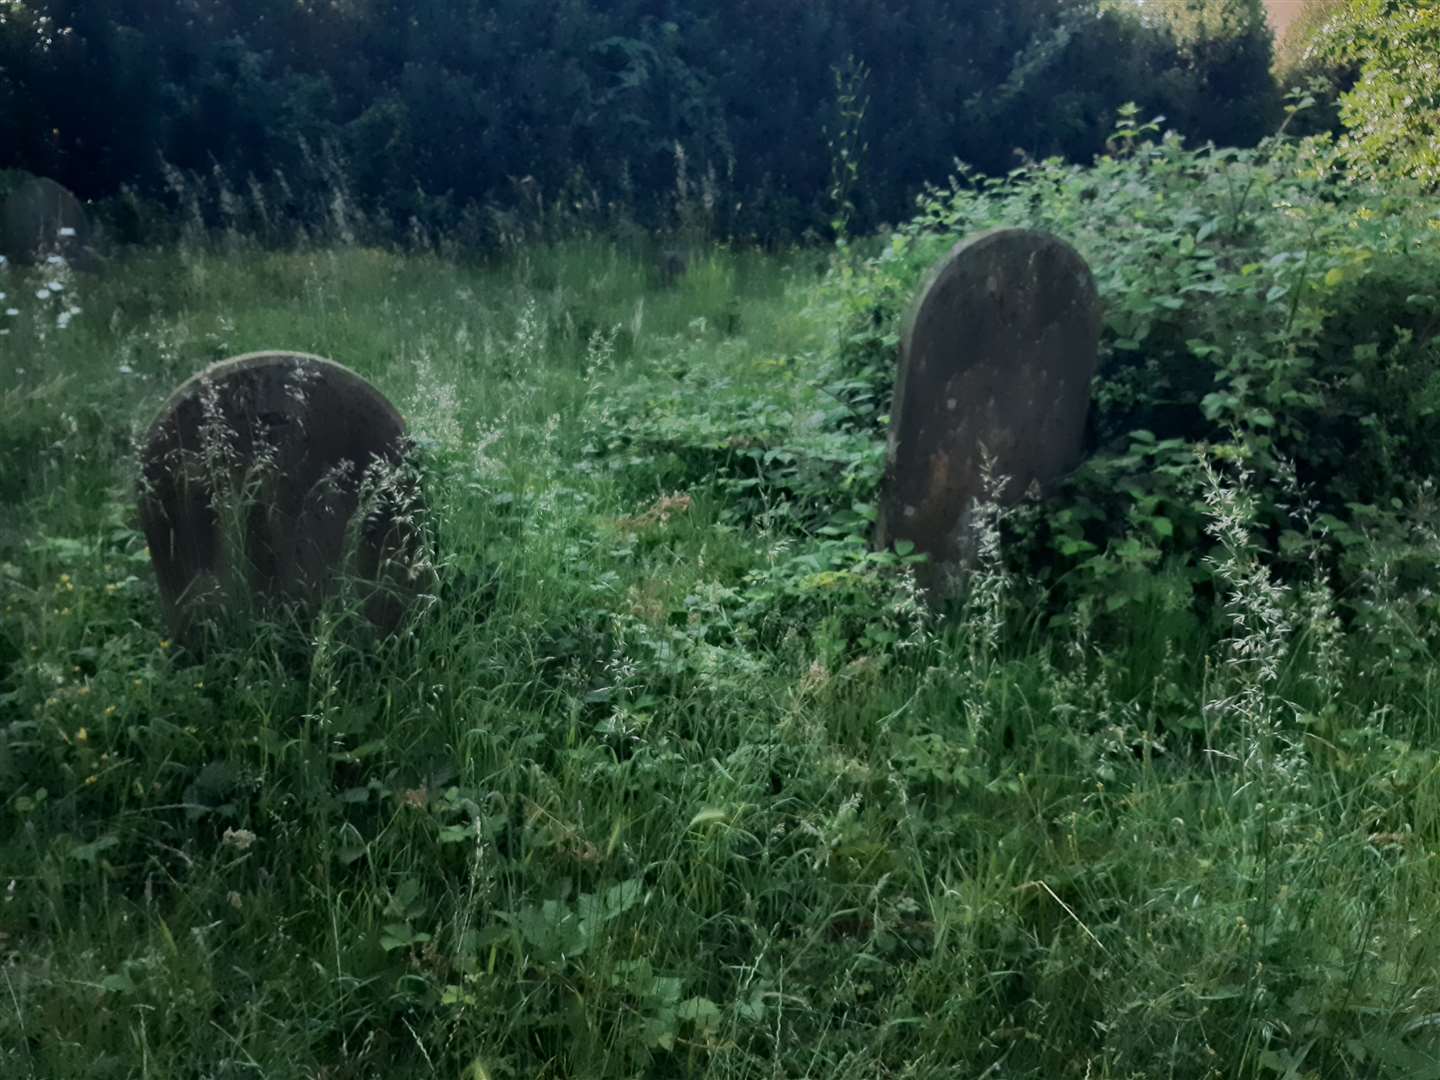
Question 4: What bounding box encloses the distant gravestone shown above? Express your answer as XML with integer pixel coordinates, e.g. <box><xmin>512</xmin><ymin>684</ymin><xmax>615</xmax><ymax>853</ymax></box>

<box><xmin>1</xmin><ymin>176</ymin><xmax>92</xmax><ymax>266</ymax></box>
<box><xmin>138</xmin><ymin>351</ymin><xmax>423</xmax><ymax>643</ymax></box>
<box><xmin>658</xmin><ymin>248</ymin><xmax>687</xmax><ymax>288</ymax></box>
<box><xmin>875</xmin><ymin>228</ymin><xmax>1101</xmax><ymax>594</ymax></box>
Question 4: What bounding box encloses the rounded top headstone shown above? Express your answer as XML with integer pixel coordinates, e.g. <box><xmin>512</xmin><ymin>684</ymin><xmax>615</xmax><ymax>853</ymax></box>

<box><xmin>138</xmin><ymin>351</ymin><xmax>419</xmax><ymax>643</ymax></box>
<box><xmin>877</xmin><ymin>227</ymin><xmax>1102</xmax><ymax>593</ymax></box>
<box><xmin>1</xmin><ymin>176</ymin><xmax>91</xmax><ymax>266</ymax></box>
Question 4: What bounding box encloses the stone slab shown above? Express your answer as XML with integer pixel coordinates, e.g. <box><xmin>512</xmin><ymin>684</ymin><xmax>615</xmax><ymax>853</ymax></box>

<box><xmin>138</xmin><ymin>351</ymin><xmax>421</xmax><ymax>642</ymax></box>
<box><xmin>1</xmin><ymin>176</ymin><xmax>91</xmax><ymax>266</ymax></box>
<box><xmin>875</xmin><ymin>228</ymin><xmax>1101</xmax><ymax>593</ymax></box>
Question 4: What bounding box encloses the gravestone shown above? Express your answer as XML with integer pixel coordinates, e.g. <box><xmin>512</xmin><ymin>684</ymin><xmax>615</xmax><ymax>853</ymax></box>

<box><xmin>138</xmin><ymin>351</ymin><xmax>422</xmax><ymax>643</ymax></box>
<box><xmin>1</xmin><ymin>176</ymin><xmax>92</xmax><ymax>266</ymax></box>
<box><xmin>875</xmin><ymin>228</ymin><xmax>1101</xmax><ymax>594</ymax></box>
<box><xmin>658</xmin><ymin>248</ymin><xmax>688</xmax><ymax>288</ymax></box>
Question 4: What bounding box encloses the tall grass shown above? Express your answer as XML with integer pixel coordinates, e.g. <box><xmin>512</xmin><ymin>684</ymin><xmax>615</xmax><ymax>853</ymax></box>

<box><xmin>3</xmin><ymin>233</ymin><xmax>1440</xmax><ymax>1079</ymax></box>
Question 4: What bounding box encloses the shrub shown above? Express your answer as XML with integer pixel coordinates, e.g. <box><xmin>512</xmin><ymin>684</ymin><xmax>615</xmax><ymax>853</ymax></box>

<box><xmin>589</xmin><ymin>111</ymin><xmax>1439</xmax><ymax>641</ymax></box>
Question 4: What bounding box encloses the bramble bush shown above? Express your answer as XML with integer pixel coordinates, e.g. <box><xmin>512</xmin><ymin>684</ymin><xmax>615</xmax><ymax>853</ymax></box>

<box><xmin>863</xmin><ymin>107</ymin><xmax>1440</xmax><ymax>638</ymax></box>
<box><xmin>603</xmin><ymin>106</ymin><xmax>1440</xmax><ymax>641</ymax></box>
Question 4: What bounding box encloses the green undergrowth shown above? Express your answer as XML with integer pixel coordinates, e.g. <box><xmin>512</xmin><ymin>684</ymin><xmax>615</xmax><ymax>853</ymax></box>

<box><xmin>4</xmin><ymin>136</ymin><xmax>1440</xmax><ymax>1078</ymax></box>
<box><xmin>845</xmin><ymin>109</ymin><xmax>1440</xmax><ymax>630</ymax></box>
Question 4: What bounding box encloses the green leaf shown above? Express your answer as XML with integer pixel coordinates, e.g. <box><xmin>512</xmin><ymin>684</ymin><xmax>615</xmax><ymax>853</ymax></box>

<box><xmin>603</xmin><ymin>879</ymin><xmax>644</xmax><ymax>917</ymax></box>
<box><xmin>380</xmin><ymin>924</ymin><xmax>416</xmax><ymax>952</ymax></box>
<box><xmin>688</xmin><ymin>807</ymin><xmax>730</xmax><ymax>829</ymax></box>
<box><xmin>100</xmin><ymin>971</ymin><xmax>137</xmax><ymax>995</ymax></box>
<box><xmin>68</xmin><ymin>835</ymin><xmax>119</xmax><ymax>865</ymax></box>
<box><xmin>678</xmin><ymin>996</ymin><xmax>723</xmax><ymax>1031</ymax></box>
<box><xmin>1056</xmin><ymin>537</ymin><xmax>1097</xmax><ymax>557</ymax></box>
<box><xmin>1201</xmin><ymin>392</ymin><xmax>1237</xmax><ymax>419</ymax></box>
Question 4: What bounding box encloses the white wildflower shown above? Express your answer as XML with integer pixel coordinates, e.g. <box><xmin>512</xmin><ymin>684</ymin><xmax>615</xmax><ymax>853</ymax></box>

<box><xmin>221</xmin><ymin>827</ymin><xmax>257</xmax><ymax>851</ymax></box>
<box><xmin>35</xmin><ymin>288</ymin><xmax>50</xmax><ymax>301</ymax></box>
<box><xmin>4</xmin><ymin>308</ymin><xmax>18</xmax><ymax>317</ymax></box>
<box><xmin>118</xmin><ymin>364</ymin><xmax>134</xmax><ymax>375</ymax></box>
<box><xmin>45</xmin><ymin>254</ymin><xmax>63</xmax><ymax>266</ymax></box>
<box><xmin>45</xmin><ymin>280</ymin><xmax>63</xmax><ymax>292</ymax></box>
<box><xmin>58</xmin><ymin>226</ymin><xmax>77</xmax><ymax>238</ymax></box>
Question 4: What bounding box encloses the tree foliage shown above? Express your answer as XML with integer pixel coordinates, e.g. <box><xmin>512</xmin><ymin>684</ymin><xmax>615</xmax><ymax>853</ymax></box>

<box><xmin>1325</xmin><ymin>0</ymin><xmax>1440</xmax><ymax>187</ymax></box>
<box><xmin>1135</xmin><ymin>0</ymin><xmax>1279</xmax><ymax>145</ymax></box>
<box><xmin>0</xmin><ymin>0</ymin><xmax>1283</xmax><ymax>241</ymax></box>
<box><xmin>1277</xmin><ymin>0</ymin><xmax>1440</xmax><ymax>187</ymax></box>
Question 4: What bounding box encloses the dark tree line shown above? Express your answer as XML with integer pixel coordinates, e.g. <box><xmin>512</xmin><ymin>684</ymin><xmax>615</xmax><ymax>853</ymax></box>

<box><xmin>0</xmin><ymin>0</ymin><xmax>1282</xmax><ymax>242</ymax></box>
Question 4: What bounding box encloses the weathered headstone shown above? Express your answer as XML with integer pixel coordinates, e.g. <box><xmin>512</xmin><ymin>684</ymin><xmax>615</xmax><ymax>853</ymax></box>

<box><xmin>875</xmin><ymin>228</ymin><xmax>1101</xmax><ymax>594</ymax></box>
<box><xmin>138</xmin><ymin>351</ymin><xmax>423</xmax><ymax>643</ymax></box>
<box><xmin>657</xmin><ymin>248</ymin><xmax>688</xmax><ymax>288</ymax></box>
<box><xmin>1</xmin><ymin>176</ymin><xmax>92</xmax><ymax>266</ymax></box>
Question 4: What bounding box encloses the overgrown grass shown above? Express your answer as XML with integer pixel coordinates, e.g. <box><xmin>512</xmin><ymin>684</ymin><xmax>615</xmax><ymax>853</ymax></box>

<box><xmin>4</xmin><ymin>215</ymin><xmax>1440</xmax><ymax>1080</ymax></box>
